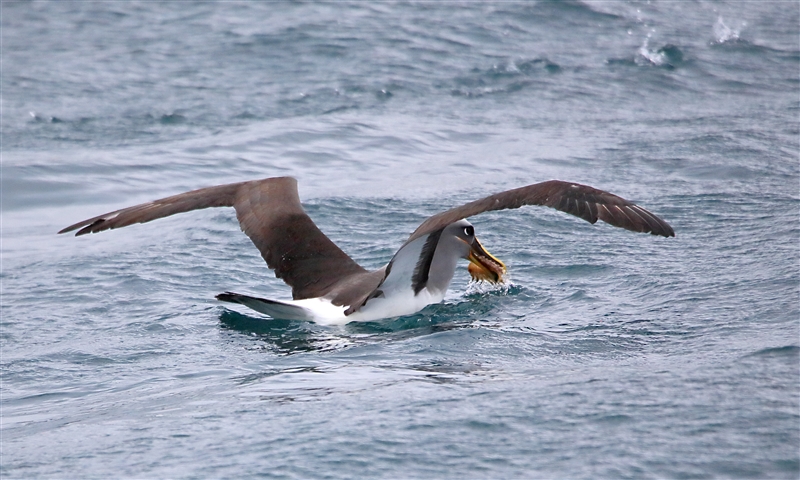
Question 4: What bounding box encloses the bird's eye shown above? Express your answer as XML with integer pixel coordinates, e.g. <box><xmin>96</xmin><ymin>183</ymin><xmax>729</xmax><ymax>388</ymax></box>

<box><xmin>463</xmin><ymin>226</ymin><xmax>474</xmax><ymax>237</ymax></box>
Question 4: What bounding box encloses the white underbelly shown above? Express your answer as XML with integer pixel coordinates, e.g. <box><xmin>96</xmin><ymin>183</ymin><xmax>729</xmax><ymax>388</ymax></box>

<box><xmin>263</xmin><ymin>287</ymin><xmax>445</xmax><ymax>326</ymax></box>
<box><xmin>344</xmin><ymin>286</ymin><xmax>445</xmax><ymax>324</ymax></box>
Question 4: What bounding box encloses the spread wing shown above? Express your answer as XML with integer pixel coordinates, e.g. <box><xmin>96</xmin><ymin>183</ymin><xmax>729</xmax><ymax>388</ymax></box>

<box><xmin>59</xmin><ymin>177</ymin><xmax>367</xmax><ymax>300</ymax></box>
<box><xmin>406</xmin><ymin>180</ymin><xmax>674</xmax><ymax>244</ymax></box>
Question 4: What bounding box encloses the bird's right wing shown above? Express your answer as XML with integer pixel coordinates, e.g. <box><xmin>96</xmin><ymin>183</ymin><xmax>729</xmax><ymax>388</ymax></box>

<box><xmin>405</xmin><ymin>180</ymin><xmax>675</xmax><ymax>244</ymax></box>
<box><xmin>59</xmin><ymin>177</ymin><xmax>367</xmax><ymax>300</ymax></box>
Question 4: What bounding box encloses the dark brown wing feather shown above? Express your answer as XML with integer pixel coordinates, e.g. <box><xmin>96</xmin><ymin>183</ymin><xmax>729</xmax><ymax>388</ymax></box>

<box><xmin>58</xmin><ymin>182</ymin><xmax>244</xmax><ymax>235</ymax></box>
<box><xmin>406</xmin><ymin>180</ymin><xmax>674</xmax><ymax>243</ymax></box>
<box><xmin>232</xmin><ymin>179</ymin><xmax>367</xmax><ymax>299</ymax></box>
<box><xmin>59</xmin><ymin>177</ymin><xmax>367</xmax><ymax>300</ymax></box>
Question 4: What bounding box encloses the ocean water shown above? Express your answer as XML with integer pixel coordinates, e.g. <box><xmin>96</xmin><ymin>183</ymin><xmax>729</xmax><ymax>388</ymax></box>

<box><xmin>2</xmin><ymin>1</ymin><xmax>798</xmax><ymax>478</ymax></box>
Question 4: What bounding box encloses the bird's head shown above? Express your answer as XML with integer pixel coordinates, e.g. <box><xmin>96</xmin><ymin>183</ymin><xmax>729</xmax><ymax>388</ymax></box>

<box><xmin>448</xmin><ymin>220</ymin><xmax>507</xmax><ymax>283</ymax></box>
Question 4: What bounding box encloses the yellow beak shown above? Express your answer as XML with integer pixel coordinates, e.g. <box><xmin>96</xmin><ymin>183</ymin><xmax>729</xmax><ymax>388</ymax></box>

<box><xmin>467</xmin><ymin>237</ymin><xmax>507</xmax><ymax>283</ymax></box>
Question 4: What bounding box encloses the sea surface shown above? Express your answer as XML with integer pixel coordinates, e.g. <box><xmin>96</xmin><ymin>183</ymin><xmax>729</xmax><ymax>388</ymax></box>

<box><xmin>2</xmin><ymin>1</ymin><xmax>799</xmax><ymax>478</ymax></box>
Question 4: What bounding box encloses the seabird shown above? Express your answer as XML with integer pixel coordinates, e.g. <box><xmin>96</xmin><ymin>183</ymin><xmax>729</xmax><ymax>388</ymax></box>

<box><xmin>59</xmin><ymin>177</ymin><xmax>674</xmax><ymax>325</ymax></box>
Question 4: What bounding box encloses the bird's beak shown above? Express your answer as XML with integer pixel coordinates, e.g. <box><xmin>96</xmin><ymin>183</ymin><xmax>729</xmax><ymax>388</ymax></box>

<box><xmin>467</xmin><ymin>237</ymin><xmax>507</xmax><ymax>283</ymax></box>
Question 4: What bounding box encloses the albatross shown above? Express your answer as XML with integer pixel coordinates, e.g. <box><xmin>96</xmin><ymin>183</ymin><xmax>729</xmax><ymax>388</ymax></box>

<box><xmin>59</xmin><ymin>177</ymin><xmax>674</xmax><ymax>325</ymax></box>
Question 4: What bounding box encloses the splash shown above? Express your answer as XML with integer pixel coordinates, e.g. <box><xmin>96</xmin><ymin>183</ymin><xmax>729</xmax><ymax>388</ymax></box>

<box><xmin>465</xmin><ymin>277</ymin><xmax>516</xmax><ymax>296</ymax></box>
<box><xmin>638</xmin><ymin>37</ymin><xmax>663</xmax><ymax>65</ymax></box>
<box><xmin>638</xmin><ymin>36</ymin><xmax>683</xmax><ymax>68</ymax></box>
<box><xmin>712</xmin><ymin>17</ymin><xmax>743</xmax><ymax>44</ymax></box>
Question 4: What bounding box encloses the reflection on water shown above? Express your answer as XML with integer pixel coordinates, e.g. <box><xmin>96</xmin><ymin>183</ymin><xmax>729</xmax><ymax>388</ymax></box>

<box><xmin>218</xmin><ymin>310</ymin><xmax>353</xmax><ymax>354</ymax></box>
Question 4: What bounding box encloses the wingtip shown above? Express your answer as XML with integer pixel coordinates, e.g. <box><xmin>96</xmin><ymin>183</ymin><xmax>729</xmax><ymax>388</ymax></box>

<box><xmin>653</xmin><ymin>226</ymin><xmax>675</xmax><ymax>238</ymax></box>
<box><xmin>59</xmin><ymin>219</ymin><xmax>108</xmax><ymax>236</ymax></box>
<box><xmin>57</xmin><ymin>226</ymin><xmax>86</xmax><ymax>236</ymax></box>
<box><xmin>660</xmin><ymin>221</ymin><xmax>676</xmax><ymax>238</ymax></box>
<box><xmin>57</xmin><ymin>226</ymin><xmax>88</xmax><ymax>236</ymax></box>
<box><xmin>58</xmin><ymin>221</ymin><xmax>90</xmax><ymax>235</ymax></box>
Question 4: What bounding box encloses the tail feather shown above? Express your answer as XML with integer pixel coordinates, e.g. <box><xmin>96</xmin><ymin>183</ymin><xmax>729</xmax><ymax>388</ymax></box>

<box><xmin>216</xmin><ymin>292</ymin><xmax>314</xmax><ymax>321</ymax></box>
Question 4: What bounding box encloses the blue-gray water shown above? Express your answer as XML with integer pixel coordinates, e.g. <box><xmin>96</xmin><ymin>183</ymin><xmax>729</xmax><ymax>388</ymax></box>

<box><xmin>2</xmin><ymin>2</ymin><xmax>799</xmax><ymax>478</ymax></box>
